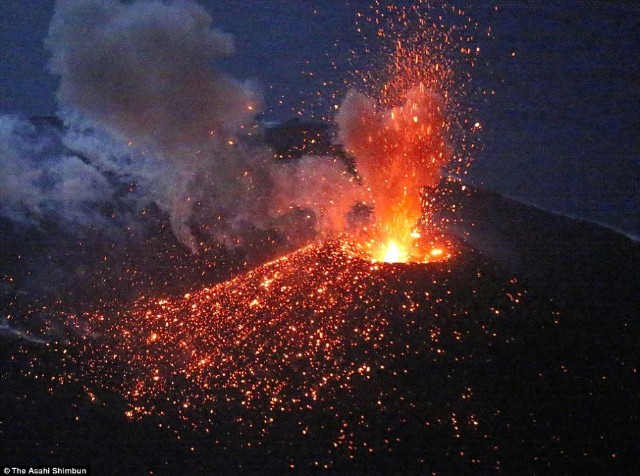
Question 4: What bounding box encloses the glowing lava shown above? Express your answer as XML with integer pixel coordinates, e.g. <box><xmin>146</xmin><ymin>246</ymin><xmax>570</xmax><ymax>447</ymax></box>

<box><xmin>337</xmin><ymin>84</ymin><xmax>450</xmax><ymax>264</ymax></box>
<box><xmin>335</xmin><ymin>56</ymin><xmax>452</xmax><ymax>264</ymax></box>
<box><xmin>20</xmin><ymin>235</ymin><xmax>546</xmax><ymax>473</ymax></box>
<box><xmin>377</xmin><ymin>240</ymin><xmax>407</xmax><ymax>263</ymax></box>
<box><xmin>370</xmin><ymin>233</ymin><xmax>453</xmax><ymax>264</ymax></box>
<box><xmin>334</xmin><ymin>1</ymin><xmax>478</xmax><ymax>264</ymax></box>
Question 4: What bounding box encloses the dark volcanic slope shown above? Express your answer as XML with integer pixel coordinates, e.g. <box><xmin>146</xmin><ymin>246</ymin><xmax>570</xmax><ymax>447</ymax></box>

<box><xmin>1</xmin><ymin>238</ymin><xmax>637</xmax><ymax>474</ymax></box>
<box><xmin>442</xmin><ymin>182</ymin><xmax>639</xmax><ymax>320</ymax></box>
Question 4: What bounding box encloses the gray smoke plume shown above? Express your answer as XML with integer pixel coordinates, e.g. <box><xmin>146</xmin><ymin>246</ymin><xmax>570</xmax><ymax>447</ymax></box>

<box><xmin>38</xmin><ymin>0</ymin><xmax>362</xmax><ymax>252</ymax></box>
<box><xmin>46</xmin><ymin>0</ymin><xmax>260</xmax><ymax>156</ymax></box>
<box><xmin>44</xmin><ymin>0</ymin><xmax>267</xmax><ymax>250</ymax></box>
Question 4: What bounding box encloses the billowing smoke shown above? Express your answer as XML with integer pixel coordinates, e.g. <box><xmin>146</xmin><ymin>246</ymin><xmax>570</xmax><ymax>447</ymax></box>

<box><xmin>35</xmin><ymin>0</ymin><xmax>360</xmax><ymax>251</ymax></box>
<box><xmin>271</xmin><ymin>156</ymin><xmax>363</xmax><ymax>236</ymax></box>
<box><xmin>0</xmin><ymin>116</ymin><xmax>113</xmax><ymax>231</ymax></box>
<box><xmin>44</xmin><ymin>0</ymin><xmax>266</xmax><ymax>250</ymax></box>
<box><xmin>46</xmin><ymin>0</ymin><xmax>260</xmax><ymax>156</ymax></box>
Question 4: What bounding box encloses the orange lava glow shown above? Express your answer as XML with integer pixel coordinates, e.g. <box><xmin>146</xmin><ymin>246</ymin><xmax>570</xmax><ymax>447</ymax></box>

<box><xmin>368</xmin><ymin>232</ymin><xmax>453</xmax><ymax>264</ymax></box>
<box><xmin>17</xmin><ymin>234</ymin><xmax>540</xmax><ymax>471</ymax></box>
<box><xmin>377</xmin><ymin>240</ymin><xmax>407</xmax><ymax>263</ymax></box>
<box><xmin>48</xmin><ymin>239</ymin><xmax>466</xmax><ymax>429</ymax></box>
<box><xmin>338</xmin><ymin>84</ymin><xmax>450</xmax><ymax>263</ymax></box>
<box><xmin>336</xmin><ymin>1</ymin><xmax>475</xmax><ymax>263</ymax></box>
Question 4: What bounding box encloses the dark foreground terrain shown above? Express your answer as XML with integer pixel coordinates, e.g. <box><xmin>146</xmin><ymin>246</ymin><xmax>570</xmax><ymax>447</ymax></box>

<box><xmin>1</xmin><ymin>186</ymin><xmax>638</xmax><ymax>474</ymax></box>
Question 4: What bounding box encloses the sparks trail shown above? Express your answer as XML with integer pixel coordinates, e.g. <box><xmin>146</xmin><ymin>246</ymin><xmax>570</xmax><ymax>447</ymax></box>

<box><xmin>70</xmin><ymin>238</ymin><xmax>456</xmax><ymax>419</ymax></box>
<box><xmin>336</xmin><ymin>2</ymin><xmax>479</xmax><ymax>263</ymax></box>
<box><xmin>35</xmin><ymin>237</ymin><xmax>543</xmax><ymax>467</ymax></box>
<box><xmin>338</xmin><ymin>84</ymin><xmax>451</xmax><ymax>263</ymax></box>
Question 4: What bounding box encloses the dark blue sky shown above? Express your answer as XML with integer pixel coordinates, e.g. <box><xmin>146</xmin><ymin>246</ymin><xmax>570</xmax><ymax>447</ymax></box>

<box><xmin>1</xmin><ymin>0</ymin><xmax>638</xmax><ymax>237</ymax></box>
<box><xmin>0</xmin><ymin>0</ymin><xmax>56</xmax><ymax>114</ymax></box>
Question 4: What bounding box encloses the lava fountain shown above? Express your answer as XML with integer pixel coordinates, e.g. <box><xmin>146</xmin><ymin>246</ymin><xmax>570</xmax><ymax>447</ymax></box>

<box><xmin>335</xmin><ymin>1</ymin><xmax>470</xmax><ymax>263</ymax></box>
<box><xmin>337</xmin><ymin>84</ymin><xmax>451</xmax><ymax>263</ymax></box>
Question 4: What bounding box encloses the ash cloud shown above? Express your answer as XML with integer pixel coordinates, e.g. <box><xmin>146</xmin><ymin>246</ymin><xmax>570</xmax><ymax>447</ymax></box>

<box><xmin>45</xmin><ymin>0</ymin><xmax>267</xmax><ymax>250</ymax></box>
<box><xmin>46</xmin><ymin>0</ymin><xmax>260</xmax><ymax>157</ymax></box>
<box><xmin>36</xmin><ymin>0</ymin><xmax>359</xmax><ymax>252</ymax></box>
<box><xmin>271</xmin><ymin>156</ymin><xmax>363</xmax><ymax>236</ymax></box>
<box><xmin>0</xmin><ymin>115</ymin><xmax>115</xmax><ymax>232</ymax></box>
<box><xmin>2</xmin><ymin>0</ymin><xmax>451</xmax><ymax>263</ymax></box>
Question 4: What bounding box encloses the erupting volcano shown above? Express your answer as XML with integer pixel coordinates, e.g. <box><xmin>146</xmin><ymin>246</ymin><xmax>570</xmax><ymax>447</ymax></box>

<box><xmin>330</xmin><ymin>1</ymin><xmax>473</xmax><ymax>264</ymax></box>
<box><xmin>2</xmin><ymin>0</ymin><xmax>637</xmax><ymax>474</ymax></box>
<box><xmin>19</xmin><ymin>238</ymin><xmax>558</xmax><ymax>472</ymax></box>
<box><xmin>337</xmin><ymin>84</ymin><xmax>452</xmax><ymax>263</ymax></box>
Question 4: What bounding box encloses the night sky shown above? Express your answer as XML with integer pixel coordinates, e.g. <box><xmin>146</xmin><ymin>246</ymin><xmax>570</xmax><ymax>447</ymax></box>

<box><xmin>0</xmin><ymin>1</ymin><xmax>638</xmax><ymax>474</ymax></box>
<box><xmin>1</xmin><ymin>0</ymin><xmax>638</xmax><ymax>237</ymax></box>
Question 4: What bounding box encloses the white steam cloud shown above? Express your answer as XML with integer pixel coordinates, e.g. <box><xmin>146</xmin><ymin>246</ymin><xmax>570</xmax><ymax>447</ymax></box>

<box><xmin>0</xmin><ymin>116</ymin><xmax>115</xmax><ymax>232</ymax></box>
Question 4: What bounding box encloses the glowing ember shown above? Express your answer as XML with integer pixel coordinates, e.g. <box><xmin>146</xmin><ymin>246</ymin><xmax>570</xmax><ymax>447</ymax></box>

<box><xmin>338</xmin><ymin>85</ymin><xmax>450</xmax><ymax>263</ymax></box>
<box><xmin>377</xmin><ymin>240</ymin><xmax>408</xmax><ymax>263</ymax></box>
<box><xmin>333</xmin><ymin>1</ymin><xmax>479</xmax><ymax>263</ymax></box>
<box><xmin>26</xmin><ymin>238</ymin><xmax>527</xmax><ymax>454</ymax></box>
<box><xmin>11</xmin><ymin>235</ymin><xmax>570</xmax><ymax>473</ymax></box>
